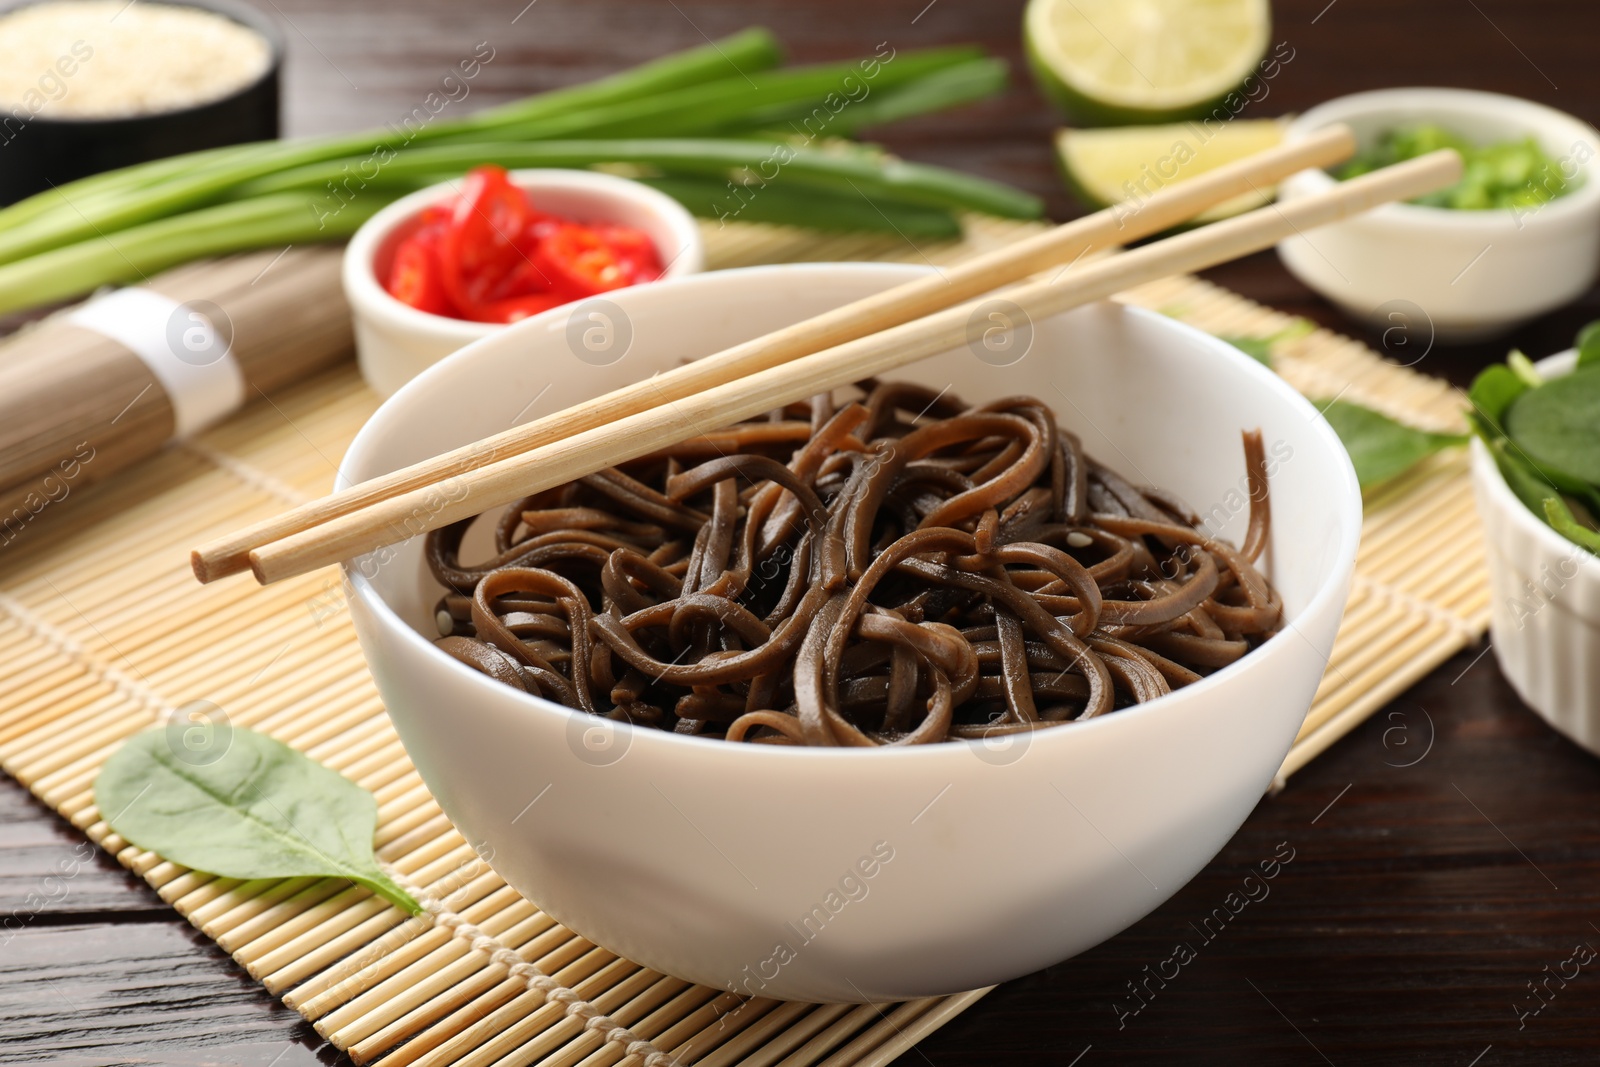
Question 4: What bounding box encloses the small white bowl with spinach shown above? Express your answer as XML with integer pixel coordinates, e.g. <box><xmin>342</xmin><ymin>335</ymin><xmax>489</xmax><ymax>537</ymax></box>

<box><xmin>1277</xmin><ymin>88</ymin><xmax>1600</xmax><ymax>340</ymax></box>
<box><xmin>1469</xmin><ymin>325</ymin><xmax>1600</xmax><ymax>754</ymax></box>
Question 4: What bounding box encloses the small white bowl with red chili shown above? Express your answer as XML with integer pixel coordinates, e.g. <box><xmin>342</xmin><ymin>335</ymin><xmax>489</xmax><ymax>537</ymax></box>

<box><xmin>344</xmin><ymin>165</ymin><xmax>703</xmax><ymax>396</ymax></box>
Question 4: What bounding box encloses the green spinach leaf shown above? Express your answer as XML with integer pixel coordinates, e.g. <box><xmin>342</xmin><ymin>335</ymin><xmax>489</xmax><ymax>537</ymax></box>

<box><xmin>1504</xmin><ymin>364</ymin><xmax>1600</xmax><ymax>485</ymax></box>
<box><xmin>1316</xmin><ymin>399</ymin><xmax>1467</xmax><ymax>489</ymax></box>
<box><xmin>1485</xmin><ymin>435</ymin><xmax>1564</xmax><ymax>516</ymax></box>
<box><xmin>1467</xmin><ymin>363</ymin><xmax>1530</xmax><ymax>431</ymax></box>
<box><xmin>1576</xmin><ymin>319</ymin><xmax>1600</xmax><ymax>369</ymax></box>
<box><xmin>1218</xmin><ymin>318</ymin><xmax>1315</xmax><ymax>370</ymax></box>
<box><xmin>94</xmin><ymin>726</ymin><xmax>421</xmax><ymax>914</ymax></box>
<box><xmin>1467</xmin><ymin>329</ymin><xmax>1600</xmax><ymax>552</ymax></box>
<box><xmin>1221</xmin><ymin>335</ymin><xmax>1274</xmax><ymax>366</ymax></box>
<box><xmin>1544</xmin><ymin>496</ymin><xmax>1600</xmax><ymax>553</ymax></box>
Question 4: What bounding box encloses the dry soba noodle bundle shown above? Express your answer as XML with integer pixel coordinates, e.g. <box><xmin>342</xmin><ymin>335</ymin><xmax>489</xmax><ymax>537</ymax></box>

<box><xmin>427</xmin><ymin>382</ymin><xmax>1281</xmax><ymax>746</ymax></box>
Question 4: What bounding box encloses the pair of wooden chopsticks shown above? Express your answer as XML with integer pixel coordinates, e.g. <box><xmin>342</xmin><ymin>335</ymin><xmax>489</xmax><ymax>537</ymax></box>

<box><xmin>193</xmin><ymin>126</ymin><xmax>1462</xmax><ymax>586</ymax></box>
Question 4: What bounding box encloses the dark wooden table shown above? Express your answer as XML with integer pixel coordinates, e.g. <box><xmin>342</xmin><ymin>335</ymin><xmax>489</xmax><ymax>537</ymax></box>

<box><xmin>6</xmin><ymin>1</ymin><xmax>1600</xmax><ymax>1063</ymax></box>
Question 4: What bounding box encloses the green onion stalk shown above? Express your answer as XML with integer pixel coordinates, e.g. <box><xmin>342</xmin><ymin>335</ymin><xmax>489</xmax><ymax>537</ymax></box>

<box><xmin>0</xmin><ymin>194</ymin><xmax>385</xmax><ymax>312</ymax></box>
<box><xmin>0</xmin><ymin>29</ymin><xmax>789</xmax><ymax>259</ymax></box>
<box><xmin>640</xmin><ymin>176</ymin><xmax>967</xmax><ymax>237</ymax></box>
<box><xmin>0</xmin><ymin>29</ymin><xmax>1043</xmax><ymax>315</ymax></box>
<box><xmin>237</xmin><ymin>139</ymin><xmax>1039</xmax><ymax>219</ymax></box>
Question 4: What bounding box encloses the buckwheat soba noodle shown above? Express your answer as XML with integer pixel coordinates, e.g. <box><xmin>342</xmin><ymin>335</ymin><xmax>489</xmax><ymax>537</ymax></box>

<box><xmin>426</xmin><ymin>382</ymin><xmax>1281</xmax><ymax>747</ymax></box>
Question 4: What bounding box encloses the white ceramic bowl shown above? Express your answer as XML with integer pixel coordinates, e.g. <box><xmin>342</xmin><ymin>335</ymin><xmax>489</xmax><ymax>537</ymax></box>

<box><xmin>1277</xmin><ymin>88</ymin><xmax>1600</xmax><ymax>340</ymax></box>
<box><xmin>340</xmin><ymin>263</ymin><xmax>1361</xmax><ymax>1002</ymax></box>
<box><xmin>343</xmin><ymin>169</ymin><xmax>703</xmax><ymax>397</ymax></box>
<box><xmin>1471</xmin><ymin>350</ymin><xmax>1600</xmax><ymax>754</ymax></box>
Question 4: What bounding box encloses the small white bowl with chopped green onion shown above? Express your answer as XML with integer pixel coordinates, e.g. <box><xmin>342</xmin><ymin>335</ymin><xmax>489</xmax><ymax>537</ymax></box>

<box><xmin>1277</xmin><ymin>88</ymin><xmax>1600</xmax><ymax>341</ymax></box>
<box><xmin>1470</xmin><ymin>346</ymin><xmax>1600</xmax><ymax>755</ymax></box>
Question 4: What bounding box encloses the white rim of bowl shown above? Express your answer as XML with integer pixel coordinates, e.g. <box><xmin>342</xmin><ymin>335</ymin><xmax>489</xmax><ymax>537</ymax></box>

<box><xmin>1284</xmin><ymin>87</ymin><xmax>1600</xmax><ymax>231</ymax></box>
<box><xmin>344</xmin><ymin>168</ymin><xmax>703</xmax><ymax>337</ymax></box>
<box><xmin>1472</xmin><ymin>348</ymin><xmax>1600</xmax><ymax>576</ymax></box>
<box><xmin>343</xmin><ymin>263</ymin><xmax>1364</xmax><ymax>763</ymax></box>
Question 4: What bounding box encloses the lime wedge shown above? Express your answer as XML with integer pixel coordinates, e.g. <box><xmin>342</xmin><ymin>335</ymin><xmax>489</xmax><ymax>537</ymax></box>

<box><xmin>1055</xmin><ymin>118</ymin><xmax>1287</xmax><ymax>223</ymax></box>
<box><xmin>1025</xmin><ymin>0</ymin><xmax>1271</xmax><ymax>125</ymax></box>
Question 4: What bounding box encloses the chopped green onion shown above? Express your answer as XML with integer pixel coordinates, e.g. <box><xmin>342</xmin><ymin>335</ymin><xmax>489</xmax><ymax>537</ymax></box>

<box><xmin>1336</xmin><ymin>123</ymin><xmax>1577</xmax><ymax>211</ymax></box>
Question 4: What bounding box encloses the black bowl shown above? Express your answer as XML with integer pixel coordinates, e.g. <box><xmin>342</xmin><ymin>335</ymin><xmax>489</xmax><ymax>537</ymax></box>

<box><xmin>0</xmin><ymin>0</ymin><xmax>283</xmax><ymax>205</ymax></box>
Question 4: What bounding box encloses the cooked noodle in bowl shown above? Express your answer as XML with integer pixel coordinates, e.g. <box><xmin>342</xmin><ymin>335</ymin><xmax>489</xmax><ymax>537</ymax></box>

<box><xmin>342</xmin><ymin>262</ymin><xmax>1360</xmax><ymax>1002</ymax></box>
<box><xmin>428</xmin><ymin>384</ymin><xmax>1283</xmax><ymax>747</ymax></box>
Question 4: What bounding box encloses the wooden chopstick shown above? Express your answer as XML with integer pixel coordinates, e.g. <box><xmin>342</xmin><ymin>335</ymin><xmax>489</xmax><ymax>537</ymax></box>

<box><xmin>240</xmin><ymin>148</ymin><xmax>1460</xmax><ymax>585</ymax></box>
<box><xmin>189</xmin><ymin>124</ymin><xmax>1358</xmax><ymax>583</ymax></box>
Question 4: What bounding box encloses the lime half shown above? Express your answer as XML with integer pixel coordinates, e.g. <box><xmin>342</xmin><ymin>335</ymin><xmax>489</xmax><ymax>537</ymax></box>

<box><xmin>1056</xmin><ymin>118</ymin><xmax>1287</xmax><ymax>223</ymax></box>
<box><xmin>1025</xmin><ymin>0</ymin><xmax>1272</xmax><ymax>125</ymax></box>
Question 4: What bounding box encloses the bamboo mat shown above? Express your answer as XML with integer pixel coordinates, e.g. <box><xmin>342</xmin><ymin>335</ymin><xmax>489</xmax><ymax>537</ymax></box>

<box><xmin>0</xmin><ymin>216</ymin><xmax>1488</xmax><ymax>1066</ymax></box>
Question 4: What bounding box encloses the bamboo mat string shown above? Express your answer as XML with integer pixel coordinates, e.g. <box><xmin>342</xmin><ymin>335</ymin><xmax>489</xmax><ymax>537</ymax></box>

<box><xmin>1349</xmin><ymin>572</ymin><xmax>1479</xmax><ymax>642</ymax></box>
<box><xmin>379</xmin><ymin>862</ymin><xmax>682</xmax><ymax>1067</ymax></box>
<box><xmin>0</xmin><ymin>587</ymin><xmax>175</xmax><ymax>721</ymax></box>
<box><xmin>0</xmin><ymin>216</ymin><xmax>1491</xmax><ymax>1066</ymax></box>
<box><xmin>181</xmin><ymin>439</ymin><xmax>314</xmax><ymax>505</ymax></box>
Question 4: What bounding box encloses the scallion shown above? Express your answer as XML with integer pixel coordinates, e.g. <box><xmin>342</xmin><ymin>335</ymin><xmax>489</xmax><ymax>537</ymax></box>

<box><xmin>0</xmin><ymin>28</ymin><xmax>1043</xmax><ymax>314</ymax></box>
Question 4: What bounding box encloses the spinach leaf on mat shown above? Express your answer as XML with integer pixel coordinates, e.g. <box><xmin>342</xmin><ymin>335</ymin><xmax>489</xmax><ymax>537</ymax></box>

<box><xmin>1217</xmin><ymin>318</ymin><xmax>1316</xmax><ymax>369</ymax></box>
<box><xmin>94</xmin><ymin>725</ymin><xmax>421</xmax><ymax>914</ymax></box>
<box><xmin>1315</xmin><ymin>398</ymin><xmax>1467</xmax><ymax>489</ymax></box>
<box><xmin>1221</xmin><ymin>335</ymin><xmax>1274</xmax><ymax>366</ymax></box>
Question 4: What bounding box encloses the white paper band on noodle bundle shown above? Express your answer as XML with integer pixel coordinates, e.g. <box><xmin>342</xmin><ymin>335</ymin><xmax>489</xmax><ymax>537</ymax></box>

<box><xmin>68</xmin><ymin>287</ymin><xmax>245</xmax><ymax>438</ymax></box>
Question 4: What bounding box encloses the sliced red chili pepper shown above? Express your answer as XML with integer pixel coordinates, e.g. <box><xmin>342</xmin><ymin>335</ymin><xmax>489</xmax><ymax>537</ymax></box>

<box><xmin>526</xmin><ymin>215</ymin><xmax>561</xmax><ymax>244</ymax></box>
<box><xmin>532</xmin><ymin>222</ymin><xmax>636</xmax><ymax>298</ymax></box>
<box><xmin>500</xmin><ymin>246</ymin><xmax>557</xmax><ymax>296</ymax></box>
<box><xmin>591</xmin><ymin>224</ymin><xmax>664</xmax><ymax>284</ymax></box>
<box><xmin>384</xmin><ymin>224</ymin><xmax>453</xmax><ymax>316</ymax></box>
<box><xmin>388</xmin><ymin>169</ymin><xmax>665</xmax><ymax>322</ymax></box>
<box><xmin>440</xmin><ymin>165</ymin><xmax>529</xmax><ymax>315</ymax></box>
